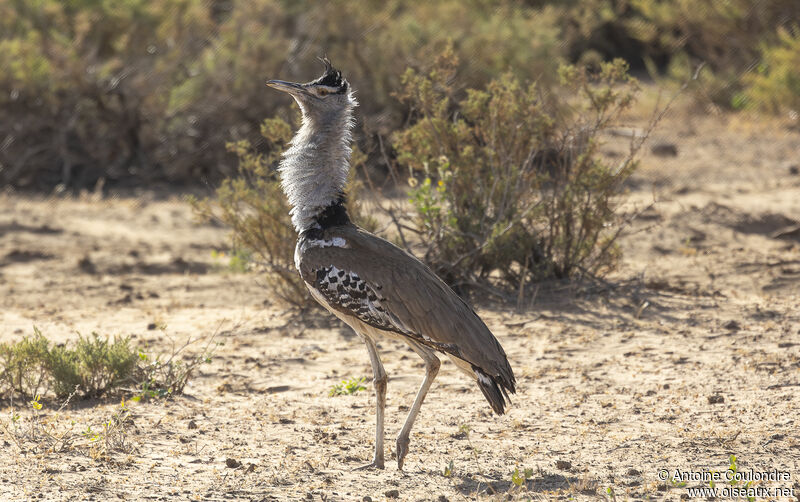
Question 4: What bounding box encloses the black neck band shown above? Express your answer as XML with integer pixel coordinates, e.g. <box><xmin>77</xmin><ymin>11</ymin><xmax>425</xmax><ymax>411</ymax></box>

<box><xmin>302</xmin><ymin>196</ymin><xmax>350</xmax><ymax>239</ymax></box>
<box><xmin>317</xmin><ymin>196</ymin><xmax>350</xmax><ymax>228</ymax></box>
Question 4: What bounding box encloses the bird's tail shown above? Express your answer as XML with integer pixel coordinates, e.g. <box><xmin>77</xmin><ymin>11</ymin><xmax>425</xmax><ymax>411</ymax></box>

<box><xmin>473</xmin><ymin>366</ymin><xmax>515</xmax><ymax>415</ymax></box>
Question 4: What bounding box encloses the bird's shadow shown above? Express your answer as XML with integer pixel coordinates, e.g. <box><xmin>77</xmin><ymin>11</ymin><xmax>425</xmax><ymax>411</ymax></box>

<box><xmin>482</xmin><ymin>274</ymin><xmax>719</xmax><ymax>333</ymax></box>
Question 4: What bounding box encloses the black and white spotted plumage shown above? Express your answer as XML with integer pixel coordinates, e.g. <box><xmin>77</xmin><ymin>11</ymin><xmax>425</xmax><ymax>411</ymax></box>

<box><xmin>311</xmin><ymin>266</ymin><xmax>399</xmax><ymax>333</ymax></box>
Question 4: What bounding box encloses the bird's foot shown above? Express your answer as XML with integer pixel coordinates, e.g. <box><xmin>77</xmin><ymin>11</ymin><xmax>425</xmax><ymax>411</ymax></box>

<box><xmin>396</xmin><ymin>436</ymin><xmax>410</xmax><ymax>470</ymax></box>
<box><xmin>353</xmin><ymin>457</ymin><xmax>384</xmax><ymax>471</ymax></box>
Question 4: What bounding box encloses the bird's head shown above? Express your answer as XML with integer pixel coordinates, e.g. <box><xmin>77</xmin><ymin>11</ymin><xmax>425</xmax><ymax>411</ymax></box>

<box><xmin>267</xmin><ymin>58</ymin><xmax>355</xmax><ymax>121</ymax></box>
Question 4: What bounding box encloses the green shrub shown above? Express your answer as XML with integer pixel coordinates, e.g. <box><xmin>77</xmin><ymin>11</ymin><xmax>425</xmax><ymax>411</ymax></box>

<box><xmin>47</xmin><ymin>334</ymin><xmax>138</xmax><ymax>399</ymax></box>
<box><xmin>2</xmin><ymin>0</ymin><xmax>797</xmax><ymax>190</ymax></box>
<box><xmin>0</xmin><ymin>327</ymin><xmax>51</xmax><ymax>398</ymax></box>
<box><xmin>744</xmin><ymin>27</ymin><xmax>800</xmax><ymax>115</ymax></box>
<box><xmin>0</xmin><ymin>328</ymin><xmax>207</xmax><ymax>401</ymax></box>
<box><xmin>392</xmin><ymin>51</ymin><xmax>640</xmax><ymax>288</ymax></box>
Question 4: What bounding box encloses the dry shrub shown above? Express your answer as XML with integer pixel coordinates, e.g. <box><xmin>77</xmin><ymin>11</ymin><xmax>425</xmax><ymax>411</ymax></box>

<box><xmin>391</xmin><ymin>49</ymin><xmax>642</xmax><ymax>289</ymax></box>
<box><xmin>0</xmin><ymin>0</ymin><xmax>563</xmax><ymax>189</ymax></box>
<box><xmin>0</xmin><ymin>393</ymin><xmax>136</xmax><ymax>458</ymax></box>
<box><xmin>190</xmin><ymin>117</ymin><xmax>301</xmax><ymax>303</ymax></box>
<box><xmin>197</xmin><ymin>50</ymin><xmax>650</xmax><ymax>300</ymax></box>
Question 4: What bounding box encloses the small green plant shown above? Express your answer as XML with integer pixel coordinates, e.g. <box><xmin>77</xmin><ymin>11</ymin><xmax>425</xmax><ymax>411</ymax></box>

<box><xmin>728</xmin><ymin>454</ymin><xmax>738</xmax><ymax>485</ymax></box>
<box><xmin>29</xmin><ymin>394</ymin><xmax>43</xmax><ymax>411</ymax></box>
<box><xmin>725</xmin><ymin>454</ymin><xmax>755</xmax><ymax>500</ymax></box>
<box><xmin>443</xmin><ymin>459</ymin><xmax>454</xmax><ymax>477</ymax></box>
<box><xmin>328</xmin><ymin>377</ymin><xmax>368</xmax><ymax>397</ymax></box>
<box><xmin>511</xmin><ymin>467</ymin><xmax>533</xmax><ymax>488</ymax></box>
<box><xmin>211</xmin><ymin>248</ymin><xmax>252</xmax><ymax>273</ymax></box>
<box><xmin>670</xmin><ymin>477</ymin><xmax>687</xmax><ymax>488</ymax></box>
<box><xmin>82</xmin><ymin>424</ymin><xmax>100</xmax><ymax>442</ymax></box>
<box><xmin>511</xmin><ymin>467</ymin><xmax>534</xmax><ymax>488</ymax></box>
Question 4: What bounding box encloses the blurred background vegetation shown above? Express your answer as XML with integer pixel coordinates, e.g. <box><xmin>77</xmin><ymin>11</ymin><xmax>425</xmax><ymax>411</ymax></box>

<box><xmin>1</xmin><ymin>0</ymin><xmax>798</xmax><ymax>190</ymax></box>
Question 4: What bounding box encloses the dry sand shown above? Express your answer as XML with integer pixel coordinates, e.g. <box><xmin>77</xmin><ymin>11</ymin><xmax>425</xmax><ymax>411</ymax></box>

<box><xmin>0</xmin><ymin>116</ymin><xmax>799</xmax><ymax>500</ymax></box>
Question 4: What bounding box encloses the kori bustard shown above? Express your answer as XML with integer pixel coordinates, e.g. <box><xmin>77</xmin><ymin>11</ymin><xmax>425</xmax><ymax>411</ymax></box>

<box><xmin>267</xmin><ymin>59</ymin><xmax>516</xmax><ymax>470</ymax></box>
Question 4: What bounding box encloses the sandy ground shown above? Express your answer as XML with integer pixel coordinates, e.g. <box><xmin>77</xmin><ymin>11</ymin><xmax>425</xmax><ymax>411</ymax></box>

<box><xmin>1</xmin><ymin>115</ymin><xmax>799</xmax><ymax>501</ymax></box>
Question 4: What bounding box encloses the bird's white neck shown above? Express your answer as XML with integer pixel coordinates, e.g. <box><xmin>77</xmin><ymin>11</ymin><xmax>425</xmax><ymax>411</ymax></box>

<box><xmin>278</xmin><ymin>104</ymin><xmax>355</xmax><ymax>233</ymax></box>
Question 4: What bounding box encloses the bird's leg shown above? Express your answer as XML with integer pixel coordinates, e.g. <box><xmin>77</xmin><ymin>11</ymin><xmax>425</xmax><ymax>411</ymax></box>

<box><xmin>354</xmin><ymin>334</ymin><xmax>387</xmax><ymax>470</ymax></box>
<box><xmin>396</xmin><ymin>341</ymin><xmax>440</xmax><ymax>470</ymax></box>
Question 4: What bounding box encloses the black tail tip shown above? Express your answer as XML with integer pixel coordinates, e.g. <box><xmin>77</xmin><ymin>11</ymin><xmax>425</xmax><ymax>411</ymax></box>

<box><xmin>474</xmin><ymin>367</ymin><xmax>515</xmax><ymax>415</ymax></box>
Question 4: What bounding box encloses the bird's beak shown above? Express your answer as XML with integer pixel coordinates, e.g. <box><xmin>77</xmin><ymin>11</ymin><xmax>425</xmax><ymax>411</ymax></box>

<box><xmin>266</xmin><ymin>79</ymin><xmax>307</xmax><ymax>96</ymax></box>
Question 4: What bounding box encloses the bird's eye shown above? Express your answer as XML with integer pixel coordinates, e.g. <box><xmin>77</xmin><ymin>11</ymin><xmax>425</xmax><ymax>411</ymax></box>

<box><xmin>318</xmin><ymin>88</ymin><xmax>329</xmax><ymax>96</ymax></box>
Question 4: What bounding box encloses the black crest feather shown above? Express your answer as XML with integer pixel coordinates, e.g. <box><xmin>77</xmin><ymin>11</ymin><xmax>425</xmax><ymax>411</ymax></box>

<box><xmin>316</xmin><ymin>57</ymin><xmax>345</xmax><ymax>89</ymax></box>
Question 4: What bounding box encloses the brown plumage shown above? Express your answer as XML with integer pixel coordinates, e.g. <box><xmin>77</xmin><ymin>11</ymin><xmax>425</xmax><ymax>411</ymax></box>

<box><xmin>297</xmin><ymin>223</ymin><xmax>516</xmax><ymax>414</ymax></box>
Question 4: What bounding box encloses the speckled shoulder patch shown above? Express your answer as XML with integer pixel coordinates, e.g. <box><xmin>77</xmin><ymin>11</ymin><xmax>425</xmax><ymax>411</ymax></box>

<box><xmin>309</xmin><ymin>266</ymin><xmax>403</xmax><ymax>333</ymax></box>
